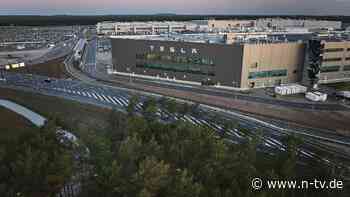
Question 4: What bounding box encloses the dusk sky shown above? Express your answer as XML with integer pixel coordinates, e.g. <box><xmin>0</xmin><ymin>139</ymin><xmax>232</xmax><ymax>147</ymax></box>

<box><xmin>1</xmin><ymin>0</ymin><xmax>350</xmax><ymax>15</ymax></box>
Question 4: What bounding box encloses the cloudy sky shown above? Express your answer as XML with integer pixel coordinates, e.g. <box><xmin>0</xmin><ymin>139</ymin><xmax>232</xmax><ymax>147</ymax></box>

<box><xmin>1</xmin><ymin>0</ymin><xmax>350</xmax><ymax>15</ymax></box>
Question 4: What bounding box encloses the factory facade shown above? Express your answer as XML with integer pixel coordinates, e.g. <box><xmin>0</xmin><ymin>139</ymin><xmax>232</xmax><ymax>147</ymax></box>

<box><xmin>316</xmin><ymin>41</ymin><xmax>350</xmax><ymax>84</ymax></box>
<box><xmin>97</xmin><ymin>21</ymin><xmax>200</xmax><ymax>36</ymax></box>
<box><xmin>111</xmin><ymin>35</ymin><xmax>305</xmax><ymax>89</ymax></box>
<box><xmin>98</xmin><ymin>18</ymin><xmax>341</xmax><ymax>36</ymax></box>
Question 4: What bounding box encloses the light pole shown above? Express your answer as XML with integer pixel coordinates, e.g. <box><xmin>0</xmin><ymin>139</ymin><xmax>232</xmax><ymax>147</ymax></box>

<box><xmin>232</xmin><ymin>81</ymin><xmax>237</xmax><ymax>100</ymax></box>
<box><xmin>0</xmin><ymin>68</ymin><xmax>4</xmax><ymax>80</ymax></box>
<box><xmin>126</xmin><ymin>67</ymin><xmax>132</xmax><ymax>83</ymax></box>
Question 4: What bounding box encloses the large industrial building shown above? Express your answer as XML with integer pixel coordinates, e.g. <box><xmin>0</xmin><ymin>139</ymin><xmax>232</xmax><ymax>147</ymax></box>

<box><xmin>206</xmin><ymin>19</ymin><xmax>255</xmax><ymax>31</ymax></box>
<box><xmin>97</xmin><ymin>18</ymin><xmax>342</xmax><ymax>36</ymax></box>
<box><xmin>255</xmin><ymin>18</ymin><xmax>342</xmax><ymax>30</ymax></box>
<box><xmin>97</xmin><ymin>21</ymin><xmax>201</xmax><ymax>36</ymax></box>
<box><xmin>111</xmin><ymin>34</ymin><xmax>306</xmax><ymax>89</ymax></box>
<box><xmin>106</xmin><ymin>17</ymin><xmax>349</xmax><ymax>89</ymax></box>
<box><xmin>315</xmin><ymin>40</ymin><xmax>350</xmax><ymax>83</ymax></box>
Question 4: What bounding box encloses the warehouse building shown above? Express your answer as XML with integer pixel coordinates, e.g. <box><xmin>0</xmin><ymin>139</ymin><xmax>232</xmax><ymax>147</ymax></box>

<box><xmin>97</xmin><ymin>21</ymin><xmax>200</xmax><ymax>36</ymax></box>
<box><xmin>207</xmin><ymin>19</ymin><xmax>255</xmax><ymax>31</ymax></box>
<box><xmin>97</xmin><ymin>18</ymin><xmax>342</xmax><ymax>36</ymax></box>
<box><xmin>255</xmin><ymin>18</ymin><xmax>342</xmax><ymax>30</ymax></box>
<box><xmin>110</xmin><ymin>34</ymin><xmax>305</xmax><ymax>89</ymax></box>
<box><xmin>316</xmin><ymin>40</ymin><xmax>350</xmax><ymax>84</ymax></box>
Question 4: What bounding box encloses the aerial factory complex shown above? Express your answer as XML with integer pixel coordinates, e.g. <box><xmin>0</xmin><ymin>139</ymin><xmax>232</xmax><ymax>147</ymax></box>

<box><xmin>1</xmin><ymin>14</ymin><xmax>350</xmax><ymax>197</ymax></box>
<box><xmin>107</xmin><ymin>18</ymin><xmax>350</xmax><ymax>90</ymax></box>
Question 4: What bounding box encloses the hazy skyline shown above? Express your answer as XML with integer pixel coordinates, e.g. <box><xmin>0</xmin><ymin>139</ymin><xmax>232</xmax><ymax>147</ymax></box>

<box><xmin>1</xmin><ymin>0</ymin><xmax>350</xmax><ymax>15</ymax></box>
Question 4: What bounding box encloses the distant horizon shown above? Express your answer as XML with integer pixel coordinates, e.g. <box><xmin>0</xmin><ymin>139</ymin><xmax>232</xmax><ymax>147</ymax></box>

<box><xmin>1</xmin><ymin>0</ymin><xmax>350</xmax><ymax>16</ymax></box>
<box><xmin>0</xmin><ymin>13</ymin><xmax>349</xmax><ymax>17</ymax></box>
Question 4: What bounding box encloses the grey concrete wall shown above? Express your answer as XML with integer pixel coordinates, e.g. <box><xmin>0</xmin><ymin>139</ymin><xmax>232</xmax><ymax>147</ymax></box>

<box><xmin>111</xmin><ymin>38</ymin><xmax>244</xmax><ymax>87</ymax></box>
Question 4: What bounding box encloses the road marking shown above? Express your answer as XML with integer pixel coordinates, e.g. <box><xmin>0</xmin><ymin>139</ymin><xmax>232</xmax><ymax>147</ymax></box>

<box><xmin>119</xmin><ymin>96</ymin><xmax>130</xmax><ymax>105</ymax></box>
<box><xmin>107</xmin><ymin>96</ymin><xmax>118</xmax><ymax>105</ymax></box>
<box><xmin>113</xmin><ymin>97</ymin><xmax>125</xmax><ymax>106</ymax></box>
<box><xmin>184</xmin><ymin>115</ymin><xmax>196</xmax><ymax>125</ymax></box>
<box><xmin>136</xmin><ymin>103</ymin><xmax>143</xmax><ymax>110</ymax></box>
<box><xmin>118</xmin><ymin>97</ymin><xmax>129</xmax><ymax>106</ymax></box>
<box><xmin>189</xmin><ymin>116</ymin><xmax>203</xmax><ymax>125</ymax></box>
<box><xmin>91</xmin><ymin>93</ymin><xmax>99</xmax><ymax>100</ymax></box>
<box><xmin>110</xmin><ymin>97</ymin><xmax>122</xmax><ymax>106</ymax></box>
<box><xmin>95</xmin><ymin>93</ymin><xmax>105</xmax><ymax>102</ymax></box>
<box><xmin>228</xmin><ymin>129</ymin><xmax>244</xmax><ymax>139</ymax></box>
<box><xmin>198</xmin><ymin>119</ymin><xmax>211</xmax><ymax>127</ymax></box>
<box><xmin>264</xmin><ymin>142</ymin><xmax>273</xmax><ymax>148</ymax></box>
<box><xmin>101</xmin><ymin>94</ymin><xmax>111</xmax><ymax>103</ymax></box>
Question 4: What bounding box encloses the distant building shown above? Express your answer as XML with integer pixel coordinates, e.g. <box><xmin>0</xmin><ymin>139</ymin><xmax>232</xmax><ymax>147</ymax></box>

<box><xmin>315</xmin><ymin>40</ymin><xmax>350</xmax><ymax>84</ymax></box>
<box><xmin>256</xmin><ymin>18</ymin><xmax>342</xmax><ymax>30</ymax></box>
<box><xmin>97</xmin><ymin>18</ymin><xmax>342</xmax><ymax>36</ymax></box>
<box><xmin>207</xmin><ymin>19</ymin><xmax>255</xmax><ymax>31</ymax></box>
<box><xmin>96</xmin><ymin>21</ymin><xmax>200</xmax><ymax>36</ymax></box>
<box><xmin>224</xmin><ymin>30</ymin><xmax>312</xmax><ymax>44</ymax></box>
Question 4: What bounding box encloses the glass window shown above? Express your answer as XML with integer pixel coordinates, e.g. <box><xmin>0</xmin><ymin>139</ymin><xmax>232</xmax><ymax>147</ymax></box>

<box><xmin>136</xmin><ymin>53</ymin><xmax>215</xmax><ymax>66</ymax></box>
<box><xmin>135</xmin><ymin>62</ymin><xmax>214</xmax><ymax>76</ymax></box>
<box><xmin>248</xmin><ymin>69</ymin><xmax>287</xmax><ymax>79</ymax></box>
<box><xmin>250</xmin><ymin>62</ymin><xmax>258</xmax><ymax>68</ymax></box>
<box><xmin>323</xmin><ymin>57</ymin><xmax>342</xmax><ymax>62</ymax></box>
<box><xmin>323</xmin><ymin>48</ymin><xmax>344</xmax><ymax>53</ymax></box>
<box><xmin>160</xmin><ymin>46</ymin><xmax>165</xmax><ymax>52</ymax></box>
<box><xmin>320</xmin><ymin>65</ymin><xmax>340</xmax><ymax>73</ymax></box>
<box><xmin>343</xmin><ymin>65</ymin><xmax>350</xmax><ymax>71</ymax></box>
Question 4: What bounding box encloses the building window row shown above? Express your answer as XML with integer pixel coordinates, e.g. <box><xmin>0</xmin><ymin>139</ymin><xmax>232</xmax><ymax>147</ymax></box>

<box><xmin>343</xmin><ymin>65</ymin><xmax>350</xmax><ymax>71</ymax></box>
<box><xmin>320</xmin><ymin>65</ymin><xmax>340</xmax><ymax>73</ymax></box>
<box><xmin>323</xmin><ymin>57</ymin><xmax>342</xmax><ymax>62</ymax></box>
<box><xmin>136</xmin><ymin>53</ymin><xmax>215</xmax><ymax>66</ymax></box>
<box><xmin>248</xmin><ymin>69</ymin><xmax>287</xmax><ymax>79</ymax></box>
<box><xmin>135</xmin><ymin>62</ymin><xmax>215</xmax><ymax>76</ymax></box>
<box><xmin>323</xmin><ymin>48</ymin><xmax>344</xmax><ymax>53</ymax></box>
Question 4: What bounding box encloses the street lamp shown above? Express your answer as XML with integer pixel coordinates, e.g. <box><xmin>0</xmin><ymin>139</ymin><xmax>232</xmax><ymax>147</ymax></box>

<box><xmin>126</xmin><ymin>67</ymin><xmax>132</xmax><ymax>83</ymax></box>
<box><xmin>232</xmin><ymin>81</ymin><xmax>238</xmax><ymax>100</ymax></box>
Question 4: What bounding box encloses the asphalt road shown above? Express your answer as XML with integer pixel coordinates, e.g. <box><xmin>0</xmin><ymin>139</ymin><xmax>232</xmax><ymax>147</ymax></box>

<box><xmin>0</xmin><ymin>99</ymin><xmax>46</xmax><ymax>127</ymax></box>
<box><xmin>28</xmin><ymin>38</ymin><xmax>77</xmax><ymax>65</ymax></box>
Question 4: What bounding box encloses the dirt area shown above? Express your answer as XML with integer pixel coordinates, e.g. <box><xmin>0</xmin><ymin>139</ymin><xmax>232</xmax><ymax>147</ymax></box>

<box><xmin>0</xmin><ymin>106</ymin><xmax>35</xmax><ymax>140</ymax></box>
<box><xmin>8</xmin><ymin>57</ymin><xmax>70</xmax><ymax>79</ymax></box>
<box><xmin>0</xmin><ymin>87</ymin><xmax>111</xmax><ymax>132</ymax></box>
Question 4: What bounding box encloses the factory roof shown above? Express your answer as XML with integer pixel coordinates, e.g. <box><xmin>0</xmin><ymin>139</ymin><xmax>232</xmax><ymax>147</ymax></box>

<box><xmin>110</xmin><ymin>31</ymin><xmax>315</xmax><ymax>44</ymax></box>
<box><xmin>111</xmin><ymin>33</ymin><xmax>227</xmax><ymax>44</ymax></box>
<box><xmin>98</xmin><ymin>21</ymin><xmax>197</xmax><ymax>26</ymax></box>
